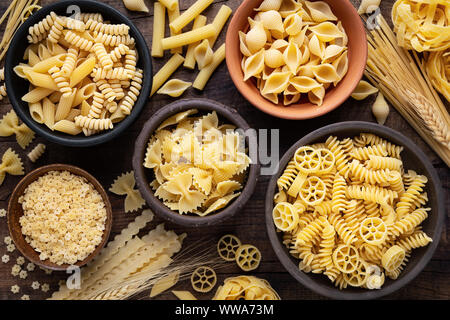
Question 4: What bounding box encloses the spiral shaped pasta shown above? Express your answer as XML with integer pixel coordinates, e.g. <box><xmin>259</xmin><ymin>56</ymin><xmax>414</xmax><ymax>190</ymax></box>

<box><xmin>343</xmin><ymin>200</ymin><xmax>365</xmax><ymax>234</ymax></box>
<box><xmin>314</xmin><ymin>200</ymin><xmax>332</xmax><ymax>216</ymax></box>
<box><xmin>349</xmin><ymin>160</ymin><xmax>391</xmax><ymax>185</ymax></box>
<box><xmin>27</xmin><ymin>12</ymin><xmax>57</xmax><ymax>43</ymax></box>
<box><xmin>389</xmin><ymin>208</ymin><xmax>429</xmax><ymax>238</ymax></box>
<box><xmin>48</xmin><ymin>66</ymin><xmax>71</xmax><ymax>96</ymax></box>
<box><xmin>109</xmin><ymin>44</ymin><xmax>129</xmax><ymax>62</ymax></box>
<box><xmin>317</xmin><ymin>222</ymin><xmax>337</xmax><ymax>270</ymax></box>
<box><xmin>92</xmin><ymin>43</ymin><xmax>113</xmax><ymax>70</ymax></box>
<box><xmin>296</xmin><ymin>242</ymin><xmax>315</xmax><ymax>266</ymax></box>
<box><xmin>27</xmin><ymin>143</ymin><xmax>46</xmax><ymax>162</ymax></box>
<box><xmin>364</xmin><ymin>201</ymin><xmax>379</xmax><ymax>218</ymax></box>
<box><xmin>350</xmin><ymin>144</ymin><xmax>388</xmax><ymax>160</ymax></box>
<box><xmin>328</xmin><ymin>213</ymin><xmax>357</xmax><ymax>245</ymax></box>
<box><xmin>85</xmin><ymin>19</ymin><xmax>130</xmax><ymax>35</ymax></box>
<box><xmin>65</xmin><ymin>30</ymin><xmax>95</xmax><ymax>51</ymax></box>
<box><xmin>119</xmin><ymin>68</ymin><xmax>143</xmax><ymax>115</ymax></box>
<box><xmin>109</xmin><ymin>79</ymin><xmax>125</xmax><ymax>100</ymax></box>
<box><xmin>359</xmin><ymin>133</ymin><xmax>404</xmax><ymax>159</ymax></box>
<box><xmin>74</xmin><ymin>115</ymin><xmax>113</xmax><ymax>131</ymax></box>
<box><xmin>396</xmin><ymin>231</ymin><xmax>432</xmax><ymax>253</ymax></box>
<box><xmin>277</xmin><ymin>159</ymin><xmax>298</xmax><ymax>190</ymax></box>
<box><xmin>388</xmin><ymin>171</ymin><xmax>405</xmax><ymax>194</ymax></box>
<box><xmin>91</xmin><ymin>67</ymin><xmax>131</xmax><ymax>81</ymax></box>
<box><xmin>0</xmin><ymin>84</ymin><xmax>7</xmax><ymax>100</ymax></box>
<box><xmin>346</xmin><ymin>185</ymin><xmax>398</xmax><ymax>205</ymax></box>
<box><xmin>395</xmin><ymin>175</ymin><xmax>428</xmax><ymax>217</ymax></box>
<box><xmin>60</xmin><ymin>47</ymin><xmax>78</xmax><ymax>77</ymax></box>
<box><xmin>89</xmin><ymin>91</ymin><xmax>105</xmax><ymax>119</ymax></box>
<box><xmin>367</xmin><ymin>155</ymin><xmax>403</xmax><ymax>171</ymax></box>
<box><xmin>48</xmin><ymin>16</ymin><xmax>65</xmax><ymax>43</ymax></box>
<box><xmin>96</xmin><ymin>79</ymin><xmax>116</xmax><ymax>102</ymax></box>
<box><xmin>325</xmin><ymin>136</ymin><xmax>349</xmax><ymax>176</ymax></box>
<box><xmin>79</xmin><ymin>13</ymin><xmax>103</xmax><ymax>23</ymax></box>
<box><xmin>331</xmin><ymin>173</ymin><xmax>347</xmax><ymax>213</ymax></box>
<box><xmin>95</xmin><ymin>32</ymin><xmax>135</xmax><ymax>47</ymax></box>
<box><xmin>65</xmin><ymin>18</ymin><xmax>86</xmax><ymax>32</ymax></box>
<box><xmin>295</xmin><ymin>216</ymin><xmax>325</xmax><ymax>247</ymax></box>
<box><xmin>124</xmin><ymin>49</ymin><xmax>137</xmax><ymax>76</ymax></box>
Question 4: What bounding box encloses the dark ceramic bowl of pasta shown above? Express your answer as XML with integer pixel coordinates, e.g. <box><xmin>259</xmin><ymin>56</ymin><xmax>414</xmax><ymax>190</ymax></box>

<box><xmin>4</xmin><ymin>0</ymin><xmax>152</xmax><ymax>147</ymax></box>
<box><xmin>265</xmin><ymin>122</ymin><xmax>444</xmax><ymax>299</ymax></box>
<box><xmin>133</xmin><ymin>98</ymin><xmax>260</xmax><ymax>227</ymax></box>
<box><xmin>226</xmin><ymin>0</ymin><xmax>367</xmax><ymax>120</ymax></box>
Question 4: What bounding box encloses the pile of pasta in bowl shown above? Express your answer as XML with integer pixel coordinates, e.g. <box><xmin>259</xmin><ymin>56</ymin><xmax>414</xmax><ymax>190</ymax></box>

<box><xmin>14</xmin><ymin>11</ymin><xmax>142</xmax><ymax>136</ymax></box>
<box><xmin>144</xmin><ymin>109</ymin><xmax>251</xmax><ymax>216</ymax></box>
<box><xmin>273</xmin><ymin>133</ymin><xmax>433</xmax><ymax>289</ymax></box>
<box><xmin>239</xmin><ymin>0</ymin><xmax>349</xmax><ymax>106</ymax></box>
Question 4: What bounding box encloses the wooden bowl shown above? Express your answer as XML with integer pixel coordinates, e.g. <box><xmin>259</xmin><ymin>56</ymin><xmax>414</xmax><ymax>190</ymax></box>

<box><xmin>265</xmin><ymin>122</ymin><xmax>445</xmax><ymax>299</ymax></box>
<box><xmin>8</xmin><ymin>164</ymin><xmax>113</xmax><ymax>271</ymax></box>
<box><xmin>4</xmin><ymin>0</ymin><xmax>152</xmax><ymax>147</ymax></box>
<box><xmin>225</xmin><ymin>0</ymin><xmax>367</xmax><ymax>120</ymax></box>
<box><xmin>133</xmin><ymin>98</ymin><xmax>260</xmax><ymax>227</ymax></box>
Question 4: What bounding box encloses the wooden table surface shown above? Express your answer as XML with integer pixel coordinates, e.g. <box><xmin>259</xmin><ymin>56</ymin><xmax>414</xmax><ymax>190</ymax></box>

<box><xmin>0</xmin><ymin>0</ymin><xmax>448</xmax><ymax>300</ymax></box>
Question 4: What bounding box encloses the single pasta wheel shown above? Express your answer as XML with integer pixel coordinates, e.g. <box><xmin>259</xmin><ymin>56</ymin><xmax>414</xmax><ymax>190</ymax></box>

<box><xmin>272</xmin><ymin>202</ymin><xmax>299</xmax><ymax>232</ymax></box>
<box><xmin>332</xmin><ymin>244</ymin><xmax>360</xmax><ymax>274</ymax></box>
<box><xmin>293</xmin><ymin>146</ymin><xmax>321</xmax><ymax>173</ymax></box>
<box><xmin>191</xmin><ymin>266</ymin><xmax>217</xmax><ymax>293</ymax></box>
<box><xmin>359</xmin><ymin>217</ymin><xmax>387</xmax><ymax>246</ymax></box>
<box><xmin>299</xmin><ymin>176</ymin><xmax>326</xmax><ymax>206</ymax></box>
<box><xmin>316</xmin><ymin>148</ymin><xmax>335</xmax><ymax>174</ymax></box>
<box><xmin>217</xmin><ymin>234</ymin><xmax>241</xmax><ymax>261</ymax></box>
<box><xmin>235</xmin><ymin>244</ymin><xmax>261</xmax><ymax>272</ymax></box>
<box><xmin>343</xmin><ymin>260</ymin><xmax>370</xmax><ymax>287</ymax></box>
<box><xmin>381</xmin><ymin>245</ymin><xmax>406</xmax><ymax>273</ymax></box>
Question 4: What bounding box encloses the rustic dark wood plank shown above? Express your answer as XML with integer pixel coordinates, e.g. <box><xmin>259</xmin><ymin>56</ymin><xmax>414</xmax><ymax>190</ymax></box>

<box><xmin>0</xmin><ymin>0</ymin><xmax>448</xmax><ymax>300</ymax></box>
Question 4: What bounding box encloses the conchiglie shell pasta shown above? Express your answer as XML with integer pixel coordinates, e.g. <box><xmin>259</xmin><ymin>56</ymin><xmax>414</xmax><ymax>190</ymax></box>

<box><xmin>351</xmin><ymin>80</ymin><xmax>379</xmax><ymax>100</ymax></box>
<box><xmin>244</xmin><ymin>49</ymin><xmax>265</xmax><ymax>81</ymax></box>
<box><xmin>157</xmin><ymin>79</ymin><xmax>192</xmax><ymax>97</ymax></box>
<box><xmin>239</xmin><ymin>31</ymin><xmax>252</xmax><ymax>56</ymax></box>
<box><xmin>308</xmin><ymin>34</ymin><xmax>325</xmax><ymax>58</ymax></box>
<box><xmin>289</xmin><ymin>76</ymin><xmax>321</xmax><ymax>93</ymax></box>
<box><xmin>255</xmin><ymin>0</ymin><xmax>282</xmax><ymax>12</ymax></box>
<box><xmin>309</xmin><ymin>22</ymin><xmax>343</xmax><ymax>42</ymax></box>
<box><xmin>323</xmin><ymin>45</ymin><xmax>346</xmax><ymax>62</ymax></box>
<box><xmin>262</xmin><ymin>71</ymin><xmax>291</xmax><ymax>94</ymax></box>
<box><xmin>264</xmin><ymin>49</ymin><xmax>285</xmax><ymax>68</ymax></box>
<box><xmin>332</xmin><ymin>51</ymin><xmax>348</xmax><ymax>85</ymax></box>
<box><xmin>246</xmin><ymin>20</ymin><xmax>267</xmax><ymax>53</ymax></box>
<box><xmin>284</xmin><ymin>93</ymin><xmax>301</xmax><ymax>105</ymax></box>
<box><xmin>297</xmin><ymin>65</ymin><xmax>315</xmax><ymax>78</ymax></box>
<box><xmin>288</xmin><ymin>26</ymin><xmax>307</xmax><ymax>47</ymax></box>
<box><xmin>312</xmin><ymin>64</ymin><xmax>340</xmax><ymax>83</ymax></box>
<box><xmin>262</xmin><ymin>91</ymin><xmax>279</xmax><ymax>104</ymax></box>
<box><xmin>271</xmin><ymin>39</ymin><xmax>289</xmax><ymax>52</ymax></box>
<box><xmin>259</xmin><ymin>10</ymin><xmax>284</xmax><ymax>32</ymax></box>
<box><xmin>123</xmin><ymin>0</ymin><xmax>149</xmax><ymax>12</ymax></box>
<box><xmin>304</xmin><ymin>1</ymin><xmax>337</xmax><ymax>22</ymax></box>
<box><xmin>194</xmin><ymin>39</ymin><xmax>214</xmax><ymax>69</ymax></box>
<box><xmin>283</xmin><ymin>13</ymin><xmax>302</xmax><ymax>35</ymax></box>
<box><xmin>372</xmin><ymin>92</ymin><xmax>390</xmax><ymax>125</ymax></box>
<box><xmin>279</xmin><ymin>0</ymin><xmax>302</xmax><ymax>18</ymax></box>
<box><xmin>308</xmin><ymin>84</ymin><xmax>325</xmax><ymax>106</ymax></box>
<box><xmin>283</xmin><ymin>42</ymin><xmax>302</xmax><ymax>73</ymax></box>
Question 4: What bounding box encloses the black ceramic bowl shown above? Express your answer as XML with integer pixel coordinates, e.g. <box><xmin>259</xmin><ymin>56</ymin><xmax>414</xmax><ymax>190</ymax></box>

<box><xmin>133</xmin><ymin>98</ymin><xmax>260</xmax><ymax>227</ymax></box>
<box><xmin>265</xmin><ymin>122</ymin><xmax>445</xmax><ymax>299</ymax></box>
<box><xmin>5</xmin><ymin>0</ymin><xmax>152</xmax><ymax>147</ymax></box>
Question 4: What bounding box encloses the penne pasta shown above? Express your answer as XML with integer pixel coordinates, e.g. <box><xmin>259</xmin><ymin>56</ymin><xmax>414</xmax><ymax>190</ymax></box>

<box><xmin>72</xmin><ymin>83</ymin><xmax>96</xmax><ymax>107</ymax></box>
<box><xmin>193</xmin><ymin>43</ymin><xmax>225</xmax><ymax>90</ymax></box>
<box><xmin>151</xmin><ymin>53</ymin><xmax>185</xmax><ymax>96</ymax></box>
<box><xmin>24</xmin><ymin>70</ymin><xmax>59</xmax><ymax>91</ymax></box>
<box><xmin>169</xmin><ymin>0</ymin><xmax>214</xmax><ymax>33</ymax></box>
<box><xmin>161</xmin><ymin>24</ymin><xmax>216</xmax><ymax>50</ymax></box>
<box><xmin>167</xmin><ymin>1</ymin><xmax>182</xmax><ymax>54</ymax></box>
<box><xmin>159</xmin><ymin>0</ymin><xmax>178</xmax><ymax>11</ymax></box>
<box><xmin>69</xmin><ymin>56</ymin><xmax>96</xmax><ymax>87</ymax></box>
<box><xmin>29</xmin><ymin>101</ymin><xmax>44</xmax><ymax>124</ymax></box>
<box><xmin>184</xmin><ymin>15</ymin><xmax>207</xmax><ymax>69</ymax></box>
<box><xmin>53</xmin><ymin>120</ymin><xmax>83</xmax><ymax>135</ymax></box>
<box><xmin>32</xmin><ymin>54</ymin><xmax>67</xmax><ymax>73</ymax></box>
<box><xmin>42</xmin><ymin>97</ymin><xmax>56</xmax><ymax>130</ymax></box>
<box><xmin>152</xmin><ymin>2</ymin><xmax>166</xmax><ymax>58</ymax></box>
<box><xmin>55</xmin><ymin>89</ymin><xmax>77</xmax><ymax>121</ymax></box>
<box><xmin>22</xmin><ymin>87</ymin><xmax>54</xmax><ymax>103</ymax></box>
<box><xmin>208</xmin><ymin>5</ymin><xmax>233</xmax><ymax>48</ymax></box>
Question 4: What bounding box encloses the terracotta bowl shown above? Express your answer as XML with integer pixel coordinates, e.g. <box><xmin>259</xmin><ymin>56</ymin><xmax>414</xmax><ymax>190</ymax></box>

<box><xmin>133</xmin><ymin>98</ymin><xmax>260</xmax><ymax>227</ymax></box>
<box><xmin>4</xmin><ymin>0</ymin><xmax>152</xmax><ymax>147</ymax></box>
<box><xmin>226</xmin><ymin>0</ymin><xmax>367</xmax><ymax>120</ymax></box>
<box><xmin>8</xmin><ymin>164</ymin><xmax>113</xmax><ymax>271</ymax></box>
<box><xmin>265</xmin><ymin>122</ymin><xmax>445</xmax><ymax>299</ymax></box>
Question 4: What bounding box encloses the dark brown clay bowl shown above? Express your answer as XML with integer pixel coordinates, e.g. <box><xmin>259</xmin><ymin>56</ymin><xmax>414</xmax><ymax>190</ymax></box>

<box><xmin>133</xmin><ymin>98</ymin><xmax>260</xmax><ymax>227</ymax></box>
<box><xmin>226</xmin><ymin>0</ymin><xmax>367</xmax><ymax>120</ymax></box>
<box><xmin>265</xmin><ymin>122</ymin><xmax>445</xmax><ymax>299</ymax></box>
<box><xmin>8</xmin><ymin>164</ymin><xmax>113</xmax><ymax>271</ymax></box>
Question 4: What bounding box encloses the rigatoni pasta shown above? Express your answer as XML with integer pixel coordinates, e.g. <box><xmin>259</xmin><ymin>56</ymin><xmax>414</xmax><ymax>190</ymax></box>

<box><xmin>15</xmin><ymin>11</ymin><xmax>143</xmax><ymax>137</ymax></box>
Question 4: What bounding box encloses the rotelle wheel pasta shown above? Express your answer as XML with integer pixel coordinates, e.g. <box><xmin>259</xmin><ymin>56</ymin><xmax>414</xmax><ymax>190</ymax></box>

<box><xmin>239</xmin><ymin>0</ymin><xmax>348</xmax><ymax>106</ymax></box>
<box><xmin>191</xmin><ymin>266</ymin><xmax>217</xmax><ymax>293</ymax></box>
<box><xmin>217</xmin><ymin>234</ymin><xmax>242</xmax><ymax>261</ymax></box>
<box><xmin>273</xmin><ymin>133</ymin><xmax>433</xmax><ymax>290</ymax></box>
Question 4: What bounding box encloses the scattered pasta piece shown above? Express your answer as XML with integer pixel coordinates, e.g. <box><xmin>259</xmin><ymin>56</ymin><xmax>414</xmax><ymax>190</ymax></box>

<box><xmin>0</xmin><ymin>147</ymin><xmax>24</xmax><ymax>186</ymax></box>
<box><xmin>143</xmin><ymin>109</ymin><xmax>250</xmax><ymax>216</ymax></box>
<box><xmin>21</xmin><ymin>295</ymin><xmax>30</xmax><ymax>300</ymax></box>
<box><xmin>19</xmin><ymin>270</ymin><xmax>28</xmax><ymax>279</ymax></box>
<box><xmin>27</xmin><ymin>143</ymin><xmax>46</xmax><ymax>162</ymax></box>
<box><xmin>172</xmin><ymin>290</ymin><xmax>198</xmax><ymax>300</ymax></box>
<box><xmin>41</xmin><ymin>283</ymin><xmax>50</xmax><ymax>292</ymax></box>
<box><xmin>123</xmin><ymin>0</ymin><xmax>149</xmax><ymax>12</ymax></box>
<box><xmin>157</xmin><ymin>79</ymin><xmax>192</xmax><ymax>97</ymax></box>
<box><xmin>424</xmin><ymin>51</ymin><xmax>450</xmax><ymax>103</ymax></box>
<box><xmin>213</xmin><ymin>276</ymin><xmax>280</xmax><ymax>300</ymax></box>
<box><xmin>11</xmin><ymin>264</ymin><xmax>21</xmax><ymax>276</ymax></box>
<box><xmin>217</xmin><ymin>234</ymin><xmax>241</xmax><ymax>261</ymax></box>
<box><xmin>7</xmin><ymin>243</ymin><xmax>15</xmax><ymax>253</ymax></box>
<box><xmin>26</xmin><ymin>262</ymin><xmax>35</xmax><ymax>271</ymax></box>
<box><xmin>40</xmin><ymin>267</ymin><xmax>53</xmax><ymax>275</ymax></box>
<box><xmin>16</xmin><ymin>256</ymin><xmax>25</xmax><ymax>265</ymax></box>
<box><xmin>358</xmin><ymin>0</ymin><xmax>381</xmax><ymax>14</ymax></box>
<box><xmin>191</xmin><ymin>266</ymin><xmax>217</xmax><ymax>293</ymax></box>
<box><xmin>1</xmin><ymin>254</ymin><xmax>9</xmax><ymax>263</ymax></box>
<box><xmin>109</xmin><ymin>171</ymin><xmax>146</xmax><ymax>213</ymax></box>
<box><xmin>351</xmin><ymin>80</ymin><xmax>378</xmax><ymax>100</ymax></box>
<box><xmin>0</xmin><ymin>208</ymin><xmax>5</xmax><ymax>217</ymax></box>
<box><xmin>11</xmin><ymin>285</ymin><xmax>20</xmax><ymax>294</ymax></box>
<box><xmin>4</xmin><ymin>236</ymin><xmax>12</xmax><ymax>245</ymax></box>
<box><xmin>274</xmin><ymin>133</ymin><xmax>432</xmax><ymax>289</ymax></box>
<box><xmin>31</xmin><ymin>281</ymin><xmax>40</xmax><ymax>290</ymax></box>
<box><xmin>150</xmin><ymin>271</ymin><xmax>180</xmax><ymax>298</ymax></box>
<box><xmin>235</xmin><ymin>244</ymin><xmax>261</xmax><ymax>272</ymax></box>
<box><xmin>371</xmin><ymin>92</ymin><xmax>389</xmax><ymax>125</ymax></box>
